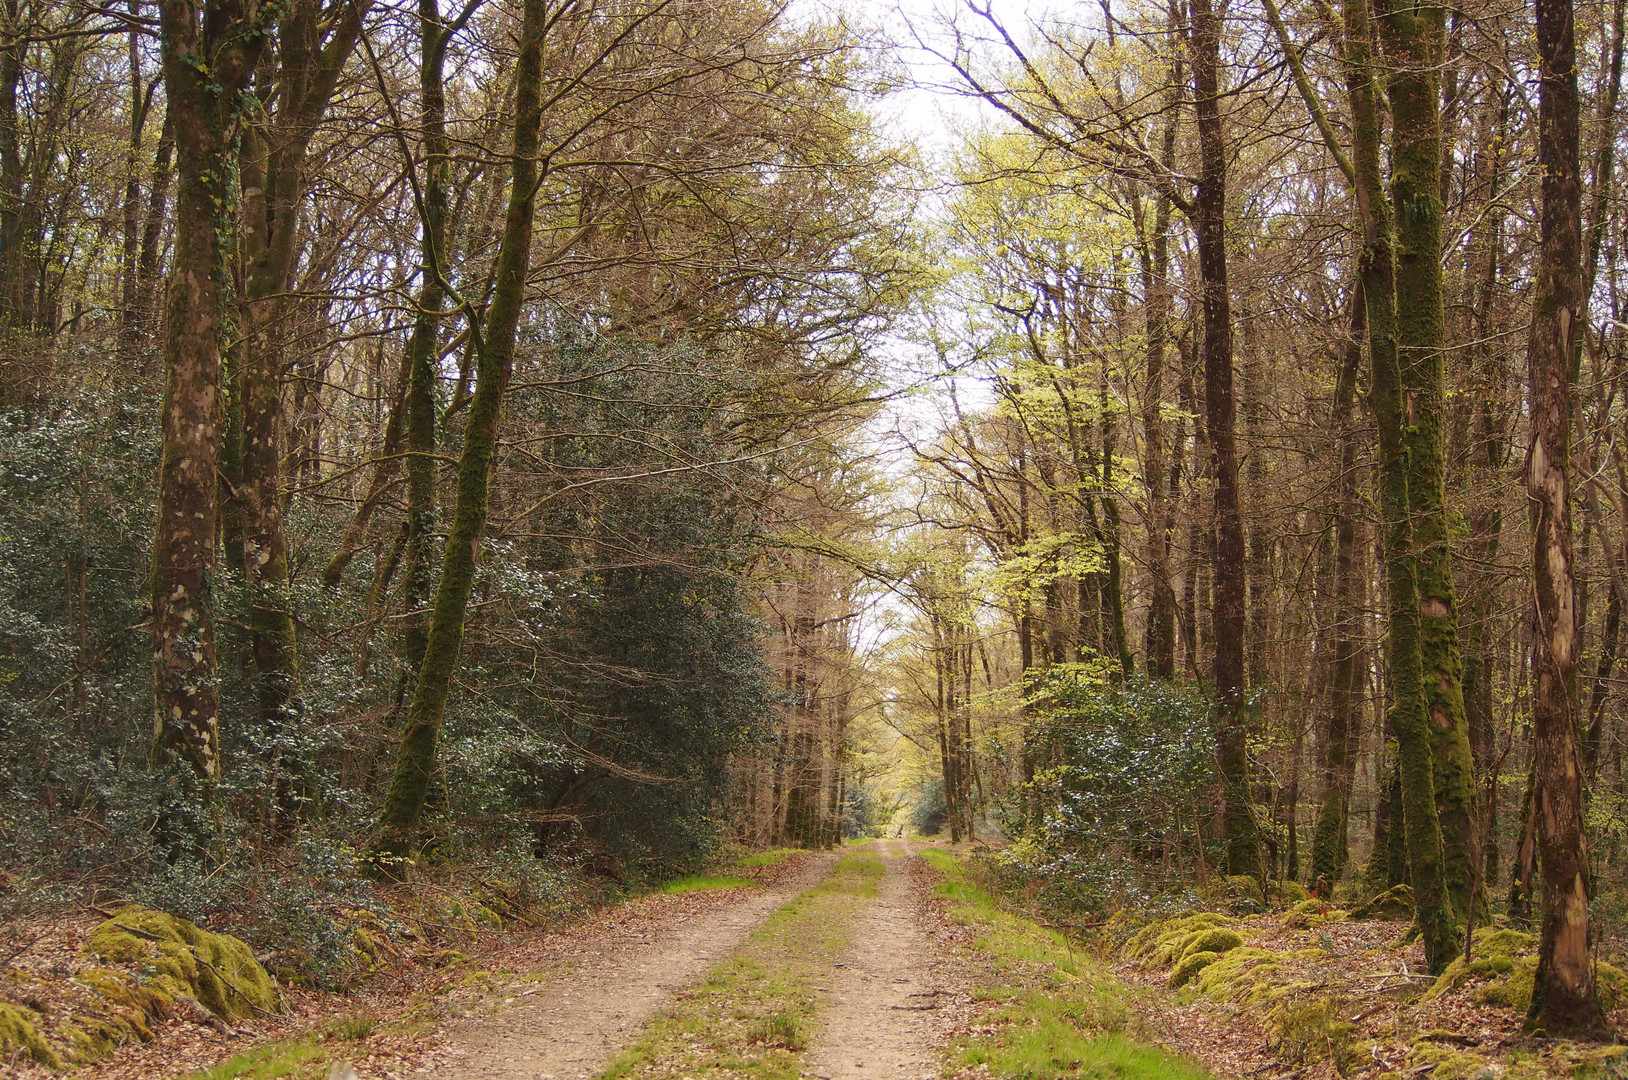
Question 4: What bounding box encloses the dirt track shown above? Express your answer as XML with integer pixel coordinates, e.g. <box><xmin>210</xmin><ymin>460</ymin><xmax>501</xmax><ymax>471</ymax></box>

<box><xmin>803</xmin><ymin>840</ymin><xmax>954</xmax><ymax>1080</ymax></box>
<box><xmin>411</xmin><ymin>855</ymin><xmax>833</xmax><ymax>1079</ymax></box>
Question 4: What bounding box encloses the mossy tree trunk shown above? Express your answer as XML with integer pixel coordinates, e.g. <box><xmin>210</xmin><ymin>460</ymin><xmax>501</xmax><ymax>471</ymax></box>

<box><xmin>1524</xmin><ymin>0</ymin><xmax>1606</xmax><ymax>1035</ymax></box>
<box><xmin>1135</xmin><ymin>80</ymin><xmax>1179</xmax><ymax>678</ymax></box>
<box><xmin>1374</xmin><ymin>0</ymin><xmax>1482</xmax><ymax>926</ymax></box>
<box><xmin>1346</xmin><ymin>0</ymin><xmax>1456</xmax><ymax>972</ymax></box>
<box><xmin>399</xmin><ymin>0</ymin><xmax>451</xmax><ymax>691</ymax></box>
<box><xmin>1312</xmin><ymin>286</ymin><xmax>1364</xmax><ymax>882</ymax></box>
<box><xmin>377</xmin><ymin>0</ymin><xmax>549</xmax><ymax>849</ymax></box>
<box><xmin>149</xmin><ymin>0</ymin><xmax>272</xmax><ymax>787</ymax></box>
<box><xmin>1189</xmin><ymin>0</ymin><xmax>1259</xmax><ymax>879</ymax></box>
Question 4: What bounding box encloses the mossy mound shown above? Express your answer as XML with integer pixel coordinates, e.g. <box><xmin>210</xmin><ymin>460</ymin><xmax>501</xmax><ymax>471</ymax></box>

<box><xmin>0</xmin><ymin>1002</ymin><xmax>63</xmax><ymax>1068</ymax></box>
<box><xmin>1472</xmin><ymin>957</ymin><xmax>1628</xmax><ymax>1014</ymax></box>
<box><xmin>1170</xmin><ymin>950</ymin><xmax>1221</xmax><ymax>988</ymax></box>
<box><xmin>1425</xmin><ymin>927</ymin><xmax>1534</xmax><ymax>1000</ymax></box>
<box><xmin>1126</xmin><ymin>911</ymin><xmax>1230</xmax><ymax>962</ymax></box>
<box><xmin>1426</xmin><ymin>925</ymin><xmax>1628</xmax><ymax>1014</ymax></box>
<box><xmin>1349</xmin><ymin>884</ymin><xmax>1413</xmax><ymax>920</ymax></box>
<box><xmin>1182</xmin><ymin>928</ymin><xmax>1243</xmax><ymax>960</ymax></box>
<box><xmin>85</xmin><ymin>906</ymin><xmax>282</xmax><ymax>1022</ymax></box>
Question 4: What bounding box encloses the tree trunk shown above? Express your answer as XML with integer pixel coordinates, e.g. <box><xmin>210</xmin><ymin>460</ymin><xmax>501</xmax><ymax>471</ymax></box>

<box><xmin>377</xmin><ymin>0</ymin><xmax>549</xmax><ymax>847</ymax></box>
<box><xmin>1312</xmin><ymin>285</ymin><xmax>1364</xmax><ymax>882</ymax></box>
<box><xmin>1376</xmin><ymin>0</ymin><xmax>1482</xmax><ymax>925</ymax></box>
<box><xmin>1525</xmin><ymin>0</ymin><xmax>1606</xmax><ymax>1034</ymax></box>
<box><xmin>400</xmin><ymin>0</ymin><xmax>451</xmax><ymax>688</ymax></box>
<box><xmin>149</xmin><ymin>0</ymin><xmax>271</xmax><ymax>795</ymax></box>
<box><xmin>235</xmin><ymin>0</ymin><xmax>369</xmax><ymax>809</ymax></box>
<box><xmin>1189</xmin><ymin>0</ymin><xmax>1258</xmax><ymax>879</ymax></box>
<box><xmin>1349</xmin><ymin>0</ymin><xmax>1455</xmax><ymax>971</ymax></box>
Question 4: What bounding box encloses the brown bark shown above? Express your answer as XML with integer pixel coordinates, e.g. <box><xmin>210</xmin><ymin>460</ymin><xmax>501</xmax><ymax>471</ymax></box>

<box><xmin>1525</xmin><ymin>0</ymin><xmax>1606</xmax><ymax>1035</ymax></box>
<box><xmin>150</xmin><ymin>0</ymin><xmax>273</xmax><ymax>788</ymax></box>
<box><xmin>1189</xmin><ymin>0</ymin><xmax>1259</xmax><ymax>879</ymax></box>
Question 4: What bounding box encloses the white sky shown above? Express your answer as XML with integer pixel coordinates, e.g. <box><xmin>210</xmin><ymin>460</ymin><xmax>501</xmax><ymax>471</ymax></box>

<box><xmin>796</xmin><ymin>0</ymin><xmax>1071</xmax><ymax>157</ymax></box>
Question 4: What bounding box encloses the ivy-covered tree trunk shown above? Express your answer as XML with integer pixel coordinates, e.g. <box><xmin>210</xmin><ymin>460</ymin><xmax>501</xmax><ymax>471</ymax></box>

<box><xmin>377</xmin><ymin>0</ymin><xmax>549</xmax><ymax>848</ymax></box>
<box><xmin>149</xmin><ymin>0</ymin><xmax>271</xmax><ymax>785</ymax></box>
<box><xmin>1189</xmin><ymin>0</ymin><xmax>1259</xmax><ymax>879</ymax></box>
<box><xmin>1346</xmin><ymin>0</ymin><xmax>1456</xmax><ymax>972</ymax></box>
<box><xmin>1375</xmin><ymin>0</ymin><xmax>1482</xmax><ymax>926</ymax></box>
<box><xmin>1525</xmin><ymin>0</ymin><xmax>1605</xmax><ymax>1035</ymax></box>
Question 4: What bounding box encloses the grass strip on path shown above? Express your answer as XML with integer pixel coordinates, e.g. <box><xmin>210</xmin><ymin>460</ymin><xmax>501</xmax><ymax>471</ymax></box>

<box><xmin>595</xmin><ymin>850</ymin><xmax>883</xmax><ymax>1080</ymax></box>
<box><xmin>921</xmin><ymin>849</ymin><xmax>1214</xmax><ymax>1080</ymax></box>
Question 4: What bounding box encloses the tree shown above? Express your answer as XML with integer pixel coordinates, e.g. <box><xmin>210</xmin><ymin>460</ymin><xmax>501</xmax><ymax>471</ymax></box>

<box><xmin>1525</xmin><ymin>0</ymin><xmax>1607</xmax><ymax>1036</ymax></box>
<box><xmin>1188</xmin><ymin>0</ymin><xmax>1258</xmax><ymax>879</ymax></box>
<box><xmin>149</xmin><ymin>0</ymin><xmax>273</xmax><ymax>789</ymax></box>
<box><xmin>376</xmin><ymin>0</ymin><xmax>552</xmax><ymax>849</ymax></box>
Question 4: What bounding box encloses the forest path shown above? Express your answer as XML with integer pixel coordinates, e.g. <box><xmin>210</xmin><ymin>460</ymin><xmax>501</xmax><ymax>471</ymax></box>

<box><xmin>804</xmin><ymin>840</ymin><xmax>953</xmax><ymax>1080</ymax></box>
<box><xmin>413</xmin><ymin>854</ymin><xmax>835</xmax><ymax>1080</ymax></box>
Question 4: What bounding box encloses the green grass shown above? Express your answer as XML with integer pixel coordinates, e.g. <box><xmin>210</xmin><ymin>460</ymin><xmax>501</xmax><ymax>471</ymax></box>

<box><xmin>735</xmin><ymin>848</ymin><xmax>801</xmax><ymax>868</ymax></box>
<box><xmin>921</xmin><ymin>849</ymin><xmax>1214</xmax><ymax>1080</ymax></box>
<box><xmin>661</xmin><ymin>873</ymin><xmax>757</xmax><ymax>894</ymax></box>
<box><xmin>595</xmin><ymin>851</ymin><xmax>884</xmax><ymax>1080</ymax></box>
<box><xmin>174</xmin><ymin>1014</ymin><xmax>380</xmax><ymax>1079</ymax></box>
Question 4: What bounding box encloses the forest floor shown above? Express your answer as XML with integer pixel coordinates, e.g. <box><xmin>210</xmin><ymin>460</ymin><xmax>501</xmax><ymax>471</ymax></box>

<box><xmin>8</xmin><ymin>847</ymin><xmax>1628</xmax><ymax>1080</ymax></box>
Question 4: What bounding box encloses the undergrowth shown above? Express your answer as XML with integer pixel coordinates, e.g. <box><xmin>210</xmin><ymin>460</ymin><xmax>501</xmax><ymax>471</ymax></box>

<box><xmin>921</xmin><ymin>849</ymin><xmax>1214</xmax><ymax>1080</ymax></box>
<box><xmin>595</xmin><ymin>851</ymin><xmax>883</xmax><ymax>1080</ymax></box>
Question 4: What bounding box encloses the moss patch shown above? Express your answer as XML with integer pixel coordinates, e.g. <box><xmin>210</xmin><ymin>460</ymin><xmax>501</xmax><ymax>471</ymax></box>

<box><xmin>85</xmin><ymin>906</ymin><xmax>283</xmax><ymax>1022</ymax></box>
<box><xmin>1349</xmin><ymin>884</ymin><xmax>1413</xmax><ymax>921</ymax></box>
<box><xmin>1170</xmin><ymin>950</ymin><xmax>1221</xmax><ymax>989</ymax></box>
<box><xmin>1410</xmin><ymin>1039</ymin><xmax>1489</xmax><ymax>1080</ymax></box>
<box><xmin>0</xmin><ymin>1002</ymin><xmax>64</xmax><ymax>1069</ymax></box>
<box><xmin>660</xmin><ymin>874</ymin><xmax>756</xmax><ymax>895</ymax></box>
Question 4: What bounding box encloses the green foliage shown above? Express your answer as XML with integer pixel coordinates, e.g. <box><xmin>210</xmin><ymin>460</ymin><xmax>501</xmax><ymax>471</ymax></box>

<box><xmin>992</xmin><ymin>674</ymin><xmax>1217</xmax><ymax>920</ymax></box>
<box><xmin>0</xmin><ymin>336</ymin><xmax>781</xmax><ymax>979</ymax></box>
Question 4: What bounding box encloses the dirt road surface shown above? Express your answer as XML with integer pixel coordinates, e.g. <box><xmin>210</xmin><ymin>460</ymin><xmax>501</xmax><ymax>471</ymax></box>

<box><xmin>413</xmin><ymin>855</ymin><xmax>833</xmax><ymax>1080</ymax></box>
<box><xmin>804</xmin><ymin>841</ymin><xmax>954</xmax><ymax>1080</ymax></box>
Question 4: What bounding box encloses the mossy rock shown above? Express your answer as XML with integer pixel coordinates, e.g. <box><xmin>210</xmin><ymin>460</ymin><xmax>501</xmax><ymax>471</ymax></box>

<box><xmin>84</xmin><ymin>905</ymin><xmax>282</xmax><ymax>1022</ymax></box>
<box><xmin>0</xmin><ymin>1002</ymin><xmax>64</xmax><ymax>1069</ymax></box>
<box><xmin>1350</xmin><ymin>883</ymin><xmax>1414</xmax><ymax>920</ymax></box>
<box><xmin>1182</xmin><ymin>928</ymin><xmax>1244</xmax><ymax>959</ymax></box>
<box><xmin>1125</xmin><ymin>911</ymin><xmax>1229</xmax><ymax>960</ymax></box>
<box><xmin>1426</xmin><ymin>927</ymin><xmax>1535</xmax><ymax>1000</ymax></box>
<box><xmin>1191</xmin><ymin>946</ymin><xmax>1285</xmax><ymax>1001</ymax></box>
<box><xmin>1170</xmin><ymin>950</ymin><xmax>1221</xmax><ymax>988</ymax></box>
<box><xmin>1278</xmin><ymin>881</ymin><xmax>1309</xmax><ymax>904</ymax></box>
<box><xmin>1475</xmin><ymin>927</ymin><xmax>1534</xmax><ymax>957</ymax></box>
